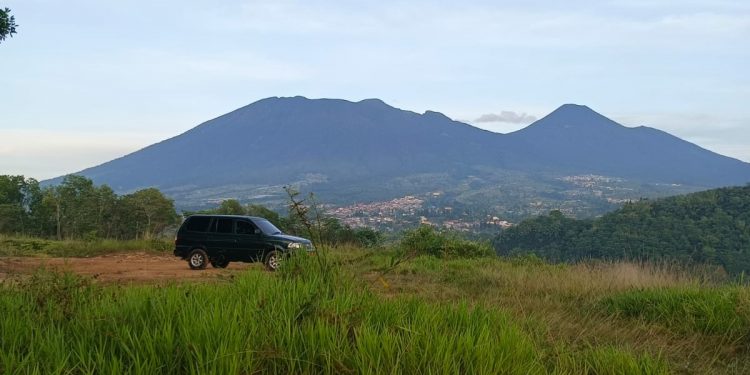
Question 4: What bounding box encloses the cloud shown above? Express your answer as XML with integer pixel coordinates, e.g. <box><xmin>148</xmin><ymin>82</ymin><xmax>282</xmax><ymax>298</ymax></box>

<box><xmin>474</xmin><ymin>111</ymin><xmax>537</xmax><ymax>124</ymax></box>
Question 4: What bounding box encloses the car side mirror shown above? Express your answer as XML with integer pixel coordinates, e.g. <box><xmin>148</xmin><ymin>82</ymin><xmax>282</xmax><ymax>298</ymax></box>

<box><xmin>254</xmin><ymin>228</ymin><xmax>262</xmax><ymax>235</ymax></box>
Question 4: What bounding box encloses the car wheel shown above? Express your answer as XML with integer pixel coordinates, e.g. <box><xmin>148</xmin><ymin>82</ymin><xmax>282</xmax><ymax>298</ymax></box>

<box><xmin>188</xmin><ymin>249</ymin><xmax>208</xmax><ymax>270</ymax></box>
<box><xmin>211</xmin><ymin>256</ymin><xmax>230</xmax><ymax>269</ymax></box>
<box><xmin>264</xmin><ymin>250</ymin><xmax>283</xmax><ymax>271</ymax></box>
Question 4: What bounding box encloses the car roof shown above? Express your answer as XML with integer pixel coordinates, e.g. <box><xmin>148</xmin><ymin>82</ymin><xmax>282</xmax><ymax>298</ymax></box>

<box><xmin>186</xmin><ymin>214</ymin><xmax>268</xmax><ymax>221</ymax></box>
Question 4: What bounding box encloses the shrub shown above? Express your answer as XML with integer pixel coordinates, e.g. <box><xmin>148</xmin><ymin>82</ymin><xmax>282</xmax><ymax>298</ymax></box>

<box><xmin>399</xmin><ymin>225</ymin><xmax>493</xmax><ymax>258</ymax></box>
<box><xmin>0</xmin><ymin>235</ymin><xmax>172</xmax><ymax>257</ymax></box>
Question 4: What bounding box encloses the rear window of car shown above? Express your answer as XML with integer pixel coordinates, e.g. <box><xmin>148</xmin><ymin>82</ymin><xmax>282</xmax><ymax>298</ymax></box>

<box><xmin>185</xmin><ymin>216</ymin><xmax>211</xmax><ymax>232</ymax></box>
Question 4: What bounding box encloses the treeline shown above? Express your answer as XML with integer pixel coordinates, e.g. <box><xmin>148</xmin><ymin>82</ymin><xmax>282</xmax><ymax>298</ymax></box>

<box><xmin>0</xmin><ymin>175</ymin><xmax>177</xmax><ymax>240</ymax></box>
<box><xmin>1</xmin><ymin>174</ymin><xmax>383</xmax><ymax>247</ymax></box>
<box><xmin>494</xmin><ymin>185</ymin><xmax>750</xmax><ymax>275</ymax></box>
<box><xmin>188</xmin><ymin>199</ymin><xmax>382</xmax><ymax>248</ymax></box>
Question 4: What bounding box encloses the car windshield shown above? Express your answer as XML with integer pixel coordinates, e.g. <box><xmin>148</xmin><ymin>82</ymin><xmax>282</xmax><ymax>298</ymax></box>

<box><xmin>255</xmin><ymin>219</ymin><xmax>282</xmax><ymax>235</ymax></box>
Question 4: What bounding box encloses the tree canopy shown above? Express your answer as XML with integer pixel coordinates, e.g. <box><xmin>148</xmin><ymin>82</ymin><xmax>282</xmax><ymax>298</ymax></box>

<box><xmin>494</xmin><ymin>185</ymin><xmax>750</xmax><ymax>276</ymax></box>
<box><xmin>0</xmin><ymin>8</ymin><xmax>18</xmax><ymax>43</ymax></box>
<box><xmin>0</xmin><ymin>174</ymin><xmax>178</xmax><ymax>240</ymax></box>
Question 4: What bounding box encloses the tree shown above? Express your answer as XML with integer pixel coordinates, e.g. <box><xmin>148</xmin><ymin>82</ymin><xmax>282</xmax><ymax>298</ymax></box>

<box><xmin>0</xmin><ymin>175</ymin><xmax>42</xmax><ymax>235</ymax></box>
<box><xmin>246</xmin><ymin>204</ymin><xmax>285</xmax><ymax>230</ymax></box>
<box><xmin>123</xmin><ymin>188</ymin><xmax>178</xmax><ymax>239</ymax></box>
<box><xmin>217</xmin><ymin>199</ymin><xmax>245</xmax><ymax>215</ymax></box>
<box><xmin>56</xmin><ymin>175</ymin><xmax>99</xmax><ymax>238</ymax></box>
<box><xmin>353</xmin><ymin>227</ymin><xmax>382</xmax><ymax>247</ymax></box>
<box><xmin>0</xmin><ymin>175</ymin><xmax>27</xmax><ymax>233</ymax></box>
<box><xmin>0</xmin><ymin>8</ymin><xmax>18</xmax><ymax>43</ymax></box>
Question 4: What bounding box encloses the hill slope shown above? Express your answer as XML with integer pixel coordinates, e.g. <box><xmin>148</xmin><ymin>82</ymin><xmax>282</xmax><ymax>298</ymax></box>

<box><xmin>494</xmin><ymin>185</ymin><xmax>750</xmax><ymax>275</ymax></box>
<box><xmin>46</xmin><ymin>97</ymin><xmax>750</xmax><ymax>207</ymax></box>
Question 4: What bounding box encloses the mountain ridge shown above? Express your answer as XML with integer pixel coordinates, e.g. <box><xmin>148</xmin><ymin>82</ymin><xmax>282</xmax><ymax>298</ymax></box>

<box><xmin>44</xmin><ymin>96</ymin><xmax>750</xmax><ymax>208</ymax></box>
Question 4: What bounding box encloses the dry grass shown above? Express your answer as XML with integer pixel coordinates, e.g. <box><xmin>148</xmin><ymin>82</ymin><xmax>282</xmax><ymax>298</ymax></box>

<box><xmin>331</xmin><ymin>247</ymin><xmax>750</xmax><ymax>374</ymax></box>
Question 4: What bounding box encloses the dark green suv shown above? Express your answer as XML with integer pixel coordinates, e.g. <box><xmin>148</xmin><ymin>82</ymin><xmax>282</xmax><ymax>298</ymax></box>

<box><xmin>173</xmin><ymin>215</ymin><xmax>314</xmax><ymax>271</ymax></box>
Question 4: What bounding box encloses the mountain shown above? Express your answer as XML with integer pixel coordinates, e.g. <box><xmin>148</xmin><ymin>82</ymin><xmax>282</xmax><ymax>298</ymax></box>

<box><xmin>46</xmin><ymin>97</ymin><xmax>750</xmax><ymax>209</ymax></box>
<box><xmin>504</xmin><ymin>104</ymin><xmax>750</xmax><ymax>186</ymax></box>
<box><xmin>62</xmin><ymin>97</ymin><xmax>502</xmax><ymax>190</ymax></box>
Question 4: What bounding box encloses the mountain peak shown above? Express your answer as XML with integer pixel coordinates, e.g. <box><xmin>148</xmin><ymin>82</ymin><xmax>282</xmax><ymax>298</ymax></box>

<box><xmin>548</xmin><ymin>103</ymin><xmax>599</xmax><ymax>118</ymax></box>
<box><xmin>422</xmin><ymin>110</ymin><xmax>451</xmax><ymax>120</ymax></box>
<box><xmin>359</xmin><ymin>98</ymin><xmax>387</xmax><ymax>106</ymax></box>
<box><xmin>516</xmin><ymin>103</ymin><xmax>623</xmax><ymax>134</ymax></box>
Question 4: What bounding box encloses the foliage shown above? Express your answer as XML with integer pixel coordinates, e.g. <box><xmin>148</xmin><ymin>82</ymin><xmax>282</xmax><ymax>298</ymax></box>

<box><xmin>0</xmin><ymin>7</ymin><xmax>17</xmax><ymax>43</ymax></box>
<box><xmin>216</xmin><ymin>198</ymin><xmax>245</xmax><ymax>215</ymax></box>
<box><xmin>0</xmin><ymin>174</ymin><xmax>178</xmax><ymax>240</ymax></box>
<box><xmin>600</xmin><ymin>287</ymin><xmax>750</xmax><ymax>340</ymax></box>
<box><xmin>0</xmin><ymin>234</ymin><xmax>171</xmax><ymax>257</ymax></box>
<box><xmin>119</xmin><ymin>188</ymin><xmax>179</xmax><ymax>239</ymax></box>
<box><xmin>0</xmin><ymin>175</ymin><xmax>42</xmax><ymax>234</ymax></box>
<box><xmin>400</xmin><ymin>225</ymin><xmax>493</xmax><ymax>258</ymax></box>
<box><xmin>495</xmin><ymin>185</ymin><xmax>750</xmax><ymax>276</ymax></box>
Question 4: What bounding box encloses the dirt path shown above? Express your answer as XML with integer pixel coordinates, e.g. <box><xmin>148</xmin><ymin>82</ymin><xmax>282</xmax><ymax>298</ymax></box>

<box><xmin>0</xmin><ymin>252</ymin><xmax>256</xmax><ymax>284</ymax></box>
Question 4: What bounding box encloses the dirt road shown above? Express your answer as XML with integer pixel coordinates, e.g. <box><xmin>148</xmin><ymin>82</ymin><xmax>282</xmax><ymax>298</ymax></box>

<box><xmin>0</xmin><ymin>252</ymin><xmax>256</xmax><ymax>283</ymax></box>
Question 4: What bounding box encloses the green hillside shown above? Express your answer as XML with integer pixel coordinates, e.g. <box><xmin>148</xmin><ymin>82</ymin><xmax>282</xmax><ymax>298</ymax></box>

<box><xmin>494</xmin><ymin>185</ymin><xmax>750</xmax><ymax>275</ymax></box>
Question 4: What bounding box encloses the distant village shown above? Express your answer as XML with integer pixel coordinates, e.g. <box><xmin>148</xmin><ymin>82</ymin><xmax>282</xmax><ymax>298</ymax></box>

<box><xmin>327</xmin><ymin>193</ymin><xmax>513</xmax><ymax>232</ymax></box>
<box><xmin>324</xmin><ymin>174</ymin><xmax>651</xmax><ymax>232</ymax></box>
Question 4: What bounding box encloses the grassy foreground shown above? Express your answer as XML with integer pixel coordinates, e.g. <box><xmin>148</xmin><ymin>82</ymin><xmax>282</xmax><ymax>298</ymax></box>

<box><xmin>2</xmin><ymin>244</ymin><xmax>749</xmax><ymax>373</ymax></box>
<box><xmin>2</xmin><ymin>254</ymin><xmax>672</xmax><ymax>374</ymax></box>
<box><xmin>343</xmin><ymin>250</ymin><xmax>750</xmax><ymax>374</ymax></box>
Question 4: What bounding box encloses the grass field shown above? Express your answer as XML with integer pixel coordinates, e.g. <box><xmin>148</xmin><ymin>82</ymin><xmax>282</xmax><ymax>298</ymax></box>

<box><xmin>1</xmin><ymin>240</ymin><xmax>748</xmax><ymax>374</ymax></box>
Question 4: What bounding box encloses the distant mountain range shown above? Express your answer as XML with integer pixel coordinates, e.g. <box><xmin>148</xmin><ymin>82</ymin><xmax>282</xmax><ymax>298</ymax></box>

<box><xmin>46</xmin><ymin>97</ymin><xmax>750</xmax><ymax>212</ymax></box>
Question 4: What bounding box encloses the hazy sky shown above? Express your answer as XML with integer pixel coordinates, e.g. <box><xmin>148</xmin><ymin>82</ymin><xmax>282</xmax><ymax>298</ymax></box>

<box><xmin>2</xmin><ymin>0</ymin><xmax>748</xmax><ymax>180</ymax></box>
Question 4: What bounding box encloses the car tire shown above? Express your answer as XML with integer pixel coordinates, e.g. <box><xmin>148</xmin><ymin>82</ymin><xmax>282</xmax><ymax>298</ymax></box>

<box><xmin>264</xmin><ymin>249</ymin><xmax>283</xmax><ymax>272</ymax></box>
<box><xmin>187</xmin><ymin>248</ymin><xmax>208</xmax><ymax>270</ymax></box>
<box><xmin>211</xmin><ymin>256</ymin><xmax>230</xmax><ymax>269</ymax></box>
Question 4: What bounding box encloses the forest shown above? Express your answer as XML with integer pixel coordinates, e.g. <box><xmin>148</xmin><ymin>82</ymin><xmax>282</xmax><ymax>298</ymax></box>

<box><xmin>494</xmin><ymin>185</ymin><xmax>750</xmax><ymax>276</ymax></box>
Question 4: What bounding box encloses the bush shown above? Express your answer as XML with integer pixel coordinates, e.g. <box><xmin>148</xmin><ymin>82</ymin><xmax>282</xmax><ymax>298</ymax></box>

<box><xmin>0</xmin><ymin>235</ymin><xmax>172</xmax><ymax>257</ymax></box>
<box><xmin>400</xmin><ymin>225</ymin><xmax>493</xmax><ymax>258</ymax></box>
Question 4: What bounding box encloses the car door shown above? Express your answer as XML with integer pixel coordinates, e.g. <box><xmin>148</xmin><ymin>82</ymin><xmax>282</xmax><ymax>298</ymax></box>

<box><xmin>234</xmin><ymin>219</ymin><xmax>265</xmax><ymax>261</ymax></box>
<box><xmin>206</xmin><ymin>217</ymin><xmax>237</xmax><ymax>258</ymax></box>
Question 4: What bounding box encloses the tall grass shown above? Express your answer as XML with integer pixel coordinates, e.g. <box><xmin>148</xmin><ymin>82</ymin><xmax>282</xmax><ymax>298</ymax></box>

<box><xmin>0</xmin><ymin>234</ymin><xmax>172</xmax><ymax>257</ymax></box>
<box><xmin>0</xmin><ymin>255</ymin><xmax>670</xmax><ymax>374</ymax></box>
<box><xmin>600</xmin><ymin>287</ymin><xmax>750</xmax><ymax>340</ymax></box>
<box><xmin>338</xmin><ymin>248</ymin><xmax>750</xmax><ymax>373</ymax></box>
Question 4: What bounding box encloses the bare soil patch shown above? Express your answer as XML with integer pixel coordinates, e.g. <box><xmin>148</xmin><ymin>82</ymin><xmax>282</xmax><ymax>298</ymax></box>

<box><xmin>0</xmin><ymin>252</ymin><xmax>255</xmax><ymax>284</ymax></box>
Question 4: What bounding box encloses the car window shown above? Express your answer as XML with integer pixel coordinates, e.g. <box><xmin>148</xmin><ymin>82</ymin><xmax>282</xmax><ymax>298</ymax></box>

<box><xmin>185</xmin><ymin>216</ymin><xmax>211</xmax><ymax>232</ymax></box>
<box><xmin>255</xmin><ymin>219</ymin><xmax>282</xmax><ymax>235</ymax></box>
<box><xmin>212</xmin><ymin>218</ymin><xmax>234</xmax><ymax>234</ymax></box>
<box><xmin>236</xmin><ymin>220</ymin><xmax>256</xmax><ymax>235</ymax></box>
